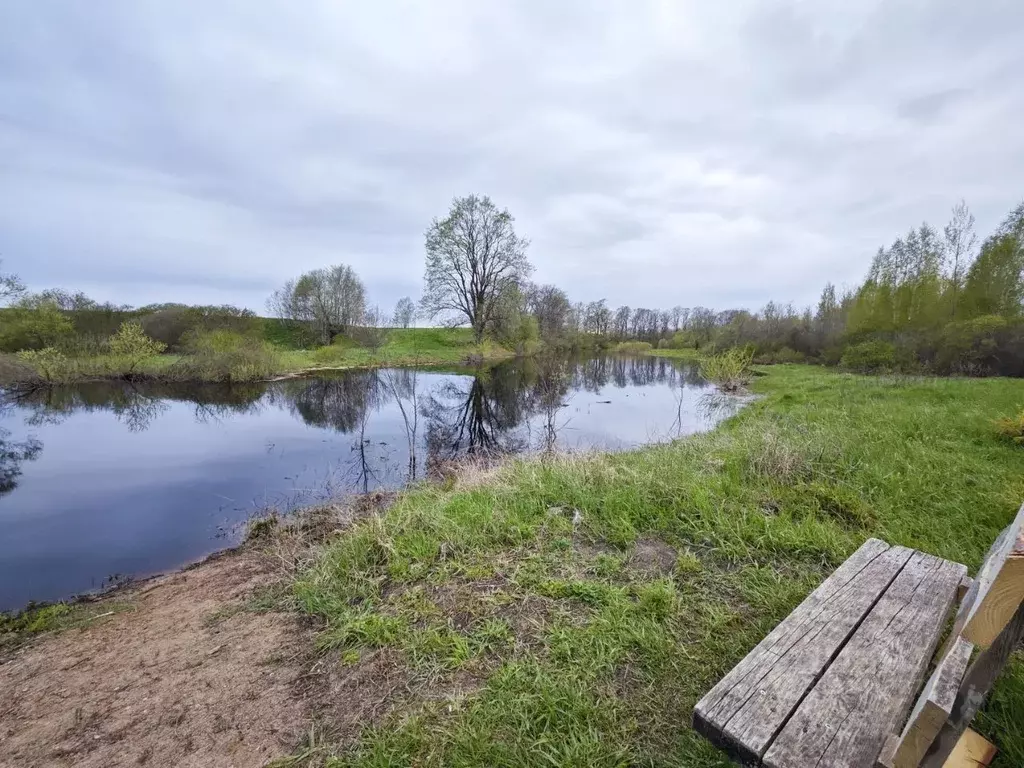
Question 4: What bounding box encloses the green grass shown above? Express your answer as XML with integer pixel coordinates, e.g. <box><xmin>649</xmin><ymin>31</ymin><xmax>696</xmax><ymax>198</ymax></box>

<box><xmin>277</xmin><ymin>327</ymin><xmax>514</xmax><ymax>373</ymax></box>
<box><xmin>3</xmin><ymin>328</ymin><xmax>513</xmax><ymax>387</ymax></box>
<box><xmin>1</xmin><ymin>601</ymin><xmax>133</xmax><ymax>655</ymax></box>
<box><xmin>290</xmin><ymin>366</ymin><xmax>1024</xmax><ymax>767</ymax></box>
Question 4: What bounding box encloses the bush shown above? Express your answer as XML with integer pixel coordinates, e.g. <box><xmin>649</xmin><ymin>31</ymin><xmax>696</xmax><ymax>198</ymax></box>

<box><xmin>611</xmin><ymin>341</ymin><xmax>653</xmax><ymax>354</ymax></box>
<box><xmin>994</xmin><ymin>409</ymin><xmax>1024</xmax><ymax>445</ymax></box>
<box><xmin>839</xmin><ymin>340</ymin><xmax>897</xmax><ymax>373</ymax></box>
<box><xmin>935</xmin><ymin>316</ymin><xmax>1024</xmax><ymax>376</ymax></box>
<box><xmin>700</xmin><ymin>347</ymin><xmax>754</xmax><ymax>392</ymax></box>
<box><xmin>0</xmin><ymin>304</ymin><xmax>75</xmax><ymax>352</ymax></box>
<box><xmin>140</xmin><ymin>305</ymin><xmax>260</xmax><ymax>350</ymax></box>
<box><xmin>15</xmin><ymin>347</ymin><xmax>71</xmax><ymax>383</ymax></box>
<box><xmin>174</xmin><ymin>330</ymin><xmax>281</xmax><ymax>382</ymax></box>
<box><xmin>0</xmin><ymin>353</ymin><xmax>42</xmax><ymax>387</ymax></box>
<box><xmin>755</xmin><ymin>347</ymin><xmax>805</xmax><ymax>364</ymax></box>
<box><xmin>109</xmin><ymin>321</ymin><xmax>166</xmax><ymax>373</ymax></box>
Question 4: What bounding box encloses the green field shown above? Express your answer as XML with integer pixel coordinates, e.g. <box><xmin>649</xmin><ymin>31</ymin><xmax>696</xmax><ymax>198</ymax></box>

<box><xmin>274</xmin><ymin>327</ymin><xmax>514</xmax><ymax>373</ymax></box>
<box><xmin>290</xmin><ymin>365</ymin><xmax>1024</xmax><ymax>767</ymax></box>
<box><xmin>1</xmin><ymin>326</ymin><xmax>515</xmax><ymax>386</ymax></box>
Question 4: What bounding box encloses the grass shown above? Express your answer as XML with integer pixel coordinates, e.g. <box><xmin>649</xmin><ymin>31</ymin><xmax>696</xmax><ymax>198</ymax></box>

<box><xmin>609</xmin><ymin>340</ymin><xmax>654</xmax><ymax>354</ymax></box>
<box><xmin>1</xmin><ymin>601</ymin><xmax>133</xmax><ymax>655</ymax></box>
<box><xmin>278</xmin><ymin>327</ymin><xmax>514</xmax><ymax>373</ymax></box>
<box><xmin>2</xmin><ymin>328</ymin><xmax>514</xmax><ymax>387</ymax></box>
<box><xmin>288</xmin><ymin>366</ymin><xmax>1024</xmax><ymax>767</ymax></box>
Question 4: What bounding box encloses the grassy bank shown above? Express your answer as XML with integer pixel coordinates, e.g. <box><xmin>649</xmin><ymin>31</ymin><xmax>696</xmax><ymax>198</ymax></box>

<box><xmin>1</xmin><ymin>327</ymin><xmax>514</xmax><ymax>387</ymax></box>
<box><xmin>290</xmin><ymin>365</ymin><xmax>1024</xmax><ymax>766</ymax></box>
<box><xmin>276</xmin><ymin>327</ymin><xmax>514</xmax><ymax>373</ymax></box>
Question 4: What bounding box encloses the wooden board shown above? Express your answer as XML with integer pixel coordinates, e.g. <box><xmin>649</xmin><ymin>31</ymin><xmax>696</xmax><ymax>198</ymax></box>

<box><xmin>942</xmin><ymin>729</ymin><xmax>997</xmax><ymax>768</ymax></box>
<box><xmin>876</xmin><ymin>637</ymin><xmax>974</xmax><ymax>768</ymax></box>
<box><xmin>763</xmin><ymin>551</ymin><xmax>967</xmax><ymax>768</ymax></box>
<box><xmin>957</xmin><ymin>503</ymin><xmax>1024</xmax><ymax>649</ymax></box>
<box><xmin>693</xmin><ymin>539</ymin><xmax>910</xmax><ymax>765</ymax></box>
<box><xmin>921</xmin><ymin>599</ymin><xmax>1024</xmax><ymax>767</ymax></box>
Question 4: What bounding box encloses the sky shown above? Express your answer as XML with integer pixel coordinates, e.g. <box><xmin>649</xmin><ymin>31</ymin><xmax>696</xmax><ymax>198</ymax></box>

<box><xmin>1</xmin><ymin>1</ymin><xmax>1023</xmax><ymax>316</ymax></box>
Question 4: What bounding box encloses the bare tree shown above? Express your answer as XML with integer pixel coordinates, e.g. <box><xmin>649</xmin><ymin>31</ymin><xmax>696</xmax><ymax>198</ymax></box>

<box><xmin>268</xmin><ymin>265</ymin><xmax>365</xmax><ymax>344</ymax></box>
<box><xmin>351</xmin><ymin>305</ymin><xmax>389</xmax><ymax>352</ymax></box>
<box><xmin>943</xmin><ymin>200</ymin><xmax>978</xmax><ymax>320</ymax></box>
<box><xmin>392</xmin><ymin>296</ymin><xmax>416</xmax><ymax>329</ymax></box>
<box><xmin>0</xmin><ymin>260</ymin><xmax>25</xmax><ymax>306</ymax></box>
<box><xmin>421</xmin><ymin>195</ymin><xmax>532</xmax><ymax>342</ymax></box>
<box><xmin>526</xmin><ymin>283</ymin><xmax>571</xmax><ymax>340</ymax></box>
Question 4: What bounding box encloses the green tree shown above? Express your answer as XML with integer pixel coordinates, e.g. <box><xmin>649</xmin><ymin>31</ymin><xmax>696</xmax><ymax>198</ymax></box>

<box><xmin>109</xmin><ymin>321</ymin><xmax>167</xmax><ymax>373</ymax></box>
<box><xmin>961</xmin><ymin>232</ymin><xmax>1024</xmax><ymax>318</ymax></box>
<box><xmin>422</xmin><ymin>195</ymin><xmax>533</xmax><ymax>342</ymax></box>
<box><xmin>0</xmin><ymin>300</ymin><xmax>74</xmax><ymax>352</ymax></box>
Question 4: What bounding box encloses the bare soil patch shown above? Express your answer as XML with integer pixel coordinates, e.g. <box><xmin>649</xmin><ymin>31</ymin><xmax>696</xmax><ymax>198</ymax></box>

<box><xmin>627</xmin><ymin>536</ymin><xmax>678</xmax><ymax>576</ymax></box>
<box><xmin>0</xmin><ymin>549</ymin><xmax>309</xmax><ymax>768</ymax></box>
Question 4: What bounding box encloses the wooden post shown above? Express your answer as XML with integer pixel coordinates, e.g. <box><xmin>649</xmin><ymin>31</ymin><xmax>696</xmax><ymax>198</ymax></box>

<box><xmin>920</xmin><ymin>600</ymin><xmax>1024</xmax><ymax>768</ymax></box>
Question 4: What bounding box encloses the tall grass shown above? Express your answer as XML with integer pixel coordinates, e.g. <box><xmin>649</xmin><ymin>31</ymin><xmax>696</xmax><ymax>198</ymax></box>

<box><xmin>610</xmin><ymin>340</ymin><xmax>653</xmax><ymax>354</ymax></box>
<box><xmin>699</xmin><ymin>347</ymin><xmax>754</xmax><ymax>392</ymax></box>
<box><xmin>172</xmin><ymin>330</ymin><xmax>281</xmax><ymax>383</ymax></box>
<box><xmin>995</xmin><ymin>409</ymin><xmax>1024</xmax><ymax>445</ymax></box>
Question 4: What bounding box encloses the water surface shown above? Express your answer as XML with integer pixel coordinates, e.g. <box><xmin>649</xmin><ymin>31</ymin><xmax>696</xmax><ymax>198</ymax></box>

<box><xmin>0</xmin><ymin>355</ymin><xmax>739</xmax><ymax>611</ymax></box>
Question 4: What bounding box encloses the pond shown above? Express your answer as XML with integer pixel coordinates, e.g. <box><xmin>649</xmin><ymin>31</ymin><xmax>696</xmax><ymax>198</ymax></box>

<box><xmin>0</xmin><ymin>355</ymin><xmax>742</xmax><ymax>611</ymax></box>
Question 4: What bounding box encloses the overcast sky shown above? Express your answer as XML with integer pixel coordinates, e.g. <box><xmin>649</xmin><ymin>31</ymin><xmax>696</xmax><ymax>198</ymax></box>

<box><xmin>1</xmin><ymin>1</ymin><xmax>1022</xmax><ymax>315</ymax></box>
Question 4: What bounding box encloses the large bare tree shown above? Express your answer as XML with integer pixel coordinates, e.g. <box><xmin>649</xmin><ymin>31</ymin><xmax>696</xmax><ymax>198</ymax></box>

<box><xmin>421</xmin><ymin>195</ymin><xmax>532</xmax><ymax>342</ymax></box>
<box><xmin>268</xmin><ymin>264</ymin><xmax>365</xmax><ymax>344</ymax></box>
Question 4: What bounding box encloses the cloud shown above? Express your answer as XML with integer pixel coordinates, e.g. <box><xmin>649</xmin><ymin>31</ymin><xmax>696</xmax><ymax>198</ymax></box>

<box><xmin>1</xmin><ymin>0</ymin><xmax>1022</xmax><ymax>313</ymax></box>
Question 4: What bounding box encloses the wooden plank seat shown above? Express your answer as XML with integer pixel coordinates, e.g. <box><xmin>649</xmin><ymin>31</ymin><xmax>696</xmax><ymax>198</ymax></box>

<box><xmin>694</xmin><ymin>502</ymin><xmax>1024</xmax><ymax>768</ymax></box>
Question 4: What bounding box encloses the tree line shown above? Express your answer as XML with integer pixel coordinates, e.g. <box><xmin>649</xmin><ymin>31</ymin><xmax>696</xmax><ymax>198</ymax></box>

<box><xmin>402</xmin><ymin>194</ymin><xmax>1024</xmax><ymax>376</ymax></box>
<box><xmin>3</xmin><ymin>192</ymin><xmax>1024</xmax><ymax>377</ymax></box>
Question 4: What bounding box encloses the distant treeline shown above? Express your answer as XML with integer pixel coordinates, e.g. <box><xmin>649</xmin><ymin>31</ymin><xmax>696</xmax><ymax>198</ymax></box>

<box><xmin>523</xmin><ymin>199</ymin><xmax>1024</xmax><ymax>376</ymax></box>
<box><xmin>0</xmin><ymin>293</ymin><xmax>264</xmax><ymax>355</ymax></box>
<box><xmin>2</xmin><ymin>196</ymin><xmax>1023</xmax><ymax>377</ymax></box>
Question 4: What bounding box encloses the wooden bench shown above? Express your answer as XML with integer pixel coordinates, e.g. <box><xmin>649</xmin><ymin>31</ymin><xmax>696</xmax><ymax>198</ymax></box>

<box><xmin>694</xmin><ymin>503</ymin><xmax>1024</xmax><ymax>768</ymax></box>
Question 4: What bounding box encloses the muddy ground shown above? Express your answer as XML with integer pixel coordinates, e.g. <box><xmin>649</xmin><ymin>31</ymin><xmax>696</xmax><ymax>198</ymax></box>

<box><xmin>0</xmin><ymin>547</ymin><xmax>315</xmax><ymax>768</ymax></box>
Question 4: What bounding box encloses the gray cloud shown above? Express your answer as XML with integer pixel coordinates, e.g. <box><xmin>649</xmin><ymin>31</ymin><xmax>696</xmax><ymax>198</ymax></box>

<box><xmin>1</xmin><ymin>0</ymin><xmax>1023</xmax><ymax>314</ymax></box>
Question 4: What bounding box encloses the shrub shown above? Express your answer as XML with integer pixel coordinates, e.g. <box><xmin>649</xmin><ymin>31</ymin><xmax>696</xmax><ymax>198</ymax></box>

<box><xmin>0</xmin><ymin>353</ymin><xmax>41</xmax><ymax>387</ymax></box>
<box><xmin>15</xmin><ymin>347</ymin><xmax>71</xmax><ymax>383</ymax></box>
<box><xmin>994</xmin><ymin>409</ymin><xmax>1024</xmax><ymax>445</ymax></box>
<box><xmin>140</xmin><ymin>305</ymin><xmax>261</xmax><ymax>350</ymax></box>
<box><xmin>611</xmin><ymin>341</ymin><xmax>653</xmax><ymax>354</ymax></box>
<box><xmin>109</xmin><ymin>321</ymin><xmax>166</xmax><ymax>373</ymax></box>
<box><xmin>0</xmin><ymin>304</ymin><xmax>75</xmax><ymax>352</ymax></box>
<box><xmin>700</xmin><ymin>347</ymin><xmax>754</xmax><ymax>392</ymax></box>
<box><xmin>766</xmin><ymin>347</ymin><xmax>805</xmax><ymax>364</ymax></box>
<box><xmin>174</xmin><ymin>330</ymin><xmax>281</xmax><ymax>382</ymax></box>
<box><xmin>935</xmin><ymin>316</ymin><xmax>1024</xmax><ymax>376</ymax></box>
<box><xmin>839</xmin><ymin>340</ymin><xmax>897</xmax><ymax>373</ymax></box>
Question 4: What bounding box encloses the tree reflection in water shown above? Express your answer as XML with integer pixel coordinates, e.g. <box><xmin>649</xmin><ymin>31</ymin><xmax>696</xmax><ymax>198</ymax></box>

<box><xmin>0</xmin><ymin>427</ymin><xmax>42</xmax><ymax>498</ymax></box>
<box><xmin>0</xmin><ymin>355</ymin><xmax>718</xmax><ymax>497</ymax></box>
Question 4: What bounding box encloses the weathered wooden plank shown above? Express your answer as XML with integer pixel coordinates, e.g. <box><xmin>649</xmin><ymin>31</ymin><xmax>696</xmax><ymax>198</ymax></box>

<box><xmin>958</xmin><ymin>504</ymin><xmax>1024</xmax><ymax>649</ymax></box>
<box><xmin>763</xmin><ymin>551</ymin><xmax>966</xmax><ymax>768</ymax></box>
<box><xmin>921</xmin><ymin>599</ymin><xmax>1024</xmax><ymax>768</ymax></box>
<box><xmin>693</xmin><ymin>539</ymin><xmax>911</xmax><ymax>765</ymax></box>
<box><xmin>942</xmin><ymin>728</ymin><xmax>998</xmax><ymax>768</ymax></box>
<box><xmin>876</xmin><ymin>637</ymin><xmax>974</xmax><ymax>768</ymax></box>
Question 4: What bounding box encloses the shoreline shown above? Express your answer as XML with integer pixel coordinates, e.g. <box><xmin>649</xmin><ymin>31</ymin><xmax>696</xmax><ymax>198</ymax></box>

<box><xmin>3</xmin><ymin>367</ymin><xmax>1024</xmax><ymax>765</ymax></box>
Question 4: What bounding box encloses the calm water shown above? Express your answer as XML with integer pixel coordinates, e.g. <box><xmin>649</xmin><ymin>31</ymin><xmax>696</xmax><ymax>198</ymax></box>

<box><xmin>0</xmin><ymin>355</ymin><xmax>739</xmax><ymax>611</ymax></box>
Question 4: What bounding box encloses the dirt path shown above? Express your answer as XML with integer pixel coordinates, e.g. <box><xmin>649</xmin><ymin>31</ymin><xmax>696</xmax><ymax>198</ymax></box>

<box><xmin>0</xmin><ymin>550</ymin><xmax>311</xmax><ymax>768</ymax></box>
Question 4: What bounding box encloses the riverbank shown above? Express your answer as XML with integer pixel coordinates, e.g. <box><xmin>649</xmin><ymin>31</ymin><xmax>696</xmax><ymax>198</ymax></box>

<box><xmin>0</xmin><ymin>328</ymin><xmax>517</xmax><ymax>389</ymax></box>
<box><xmin>3</xmin><ymin>366</ymin><xmax>1024</xmax><ymax>766</ymax></box>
